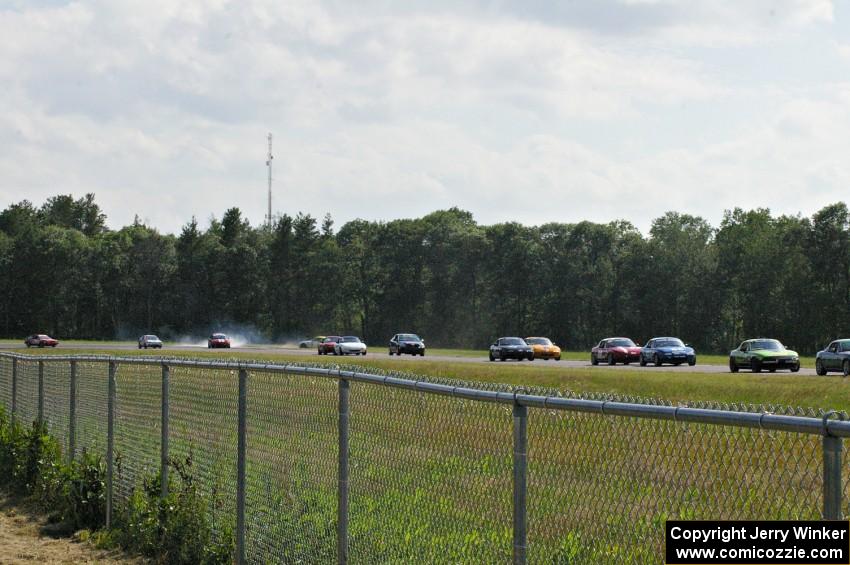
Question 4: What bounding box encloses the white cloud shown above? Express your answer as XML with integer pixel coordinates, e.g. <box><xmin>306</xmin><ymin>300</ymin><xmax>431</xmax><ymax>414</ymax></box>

<box><xmin>570</xmin><ymin>0</ymin><xmax>834</xmax><ymax>45</ymax></box>
<box><xmin>0</xmin><ymin>1</ymin><xmax>847</xmax><ymax>234</ymax></box>
<box><xmin>835</xmin><ymin>40</ymin><xmax>850</xmax><ymax>59</ymax></box>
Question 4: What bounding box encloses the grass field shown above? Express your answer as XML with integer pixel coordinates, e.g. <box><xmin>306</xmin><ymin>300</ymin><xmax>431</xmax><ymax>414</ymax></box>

<box><xmin>13</xmin><ymin>345</ymin><xmax>849</xmax><ymax>412</ymax></box>
<box><xmin>2</xmin><ymin>350</ymin><xmax>846</xmax><ymax>563</ymax></box>
<box><xmin>0</xmin><ymin>349</ymin><xmax>848</xmax><ymax>563</ymax></box>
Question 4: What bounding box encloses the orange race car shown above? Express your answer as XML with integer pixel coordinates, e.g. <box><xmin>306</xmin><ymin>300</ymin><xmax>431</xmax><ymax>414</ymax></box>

<box><xmin>525</xmin><ymin>337</ymin><xmax>561</xmax><ymax>360</ymax></box>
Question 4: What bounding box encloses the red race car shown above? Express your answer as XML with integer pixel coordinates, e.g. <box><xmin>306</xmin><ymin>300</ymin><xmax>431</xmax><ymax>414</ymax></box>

<box><xmin>25</xmin><ymin>334</ymin><xmax>59</xmax><ymax>347</ymax></box>
<box><xmin>591</xmin><ymin>337</ymin><xmax>641</xmax><ymax>365</ymax></box>
<box><xmin>318</xmin><ymin>336</ymin><xmax>342</xmax><ymax>355</ymax></box>
<box><xmin>207</xmin><ymin>333</ymin><xmax>231</xmax><ymax>348</ymax></box>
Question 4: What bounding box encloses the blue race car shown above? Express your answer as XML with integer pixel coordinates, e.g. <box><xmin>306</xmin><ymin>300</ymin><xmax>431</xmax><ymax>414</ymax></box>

<box><xmin>640</xmin><ymin>337</ymin><xmax>696</xmax><ymax>367</ymax></box>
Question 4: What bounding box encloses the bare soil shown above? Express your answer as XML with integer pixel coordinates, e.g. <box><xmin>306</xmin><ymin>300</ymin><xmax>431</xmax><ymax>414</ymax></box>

<box><xmin>0</xmin><ymin>491</ymin><xmax>145</xmax><ymax>564</ymax></box>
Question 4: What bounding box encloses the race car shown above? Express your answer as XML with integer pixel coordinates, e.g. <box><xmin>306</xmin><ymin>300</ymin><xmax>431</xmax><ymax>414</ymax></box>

<box><xmin>489</xmin><ymin>337</ymin><xmax>534</xmax><ymax>362</ymax></box>
<box><xmin>299</xmin><ymin>336</ymin><xmax>326</xmax><ymax>349</ymax></box>
<box><xmin>639</xmin><ymin>337</ymin><xmax>695</xmax><ymax>367</ymax></box>
<box><xmin>815</xmin><ymin>339</ymin><xmax>850</xmax><ymax>376</ymax></box>
<box><xmin>525</xmin><ymin>337</ymin><xmax>561</xmax><ymax>360</ymax></box>
<box><xmin>318</xmin><ymin>336</ymin><xmax>341</xmax><ymax>355</ymax></box>
<box><xmin>389</xmin><ymin>333</ymin><xmax>425</xmax><ymax>356</ymax></box>
<box><xmin>334</xmin><ymin>336</ymin><xmax>367</xmax><ymax>356</ymax></box>
<box><xmin>138</xmin><ymin>335</ymin><xmax>163</xmax><ymax>349</ymax></box>
<box><xmin>591</xmin><ymin>337</ymin><xmax>641</xmax><ymax>365</ymax></box>
<box><xmin>729</xmin><ymin>338</ymin><xmax>800</xmax><ymax>373</ymax></box>
<box><xmin>25</xmin><ymin>334</ymin><xmax>59</xmax><ymax>347</ymax></box>
<box><xmin>207</xmin><ymin>333</ymin><xmax>231</xmax><ymax>348</ymax></box>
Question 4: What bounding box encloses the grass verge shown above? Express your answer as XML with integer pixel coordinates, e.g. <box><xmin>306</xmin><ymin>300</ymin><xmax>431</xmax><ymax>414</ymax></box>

<box><xmin>1</xmin><ymin>339</ymin><xmax>818</xmax><ymax>367</ymax></box>
<box><xmin>21</xmin><ymin>347</ymin><xmax>850</xmax><ymax>412</ymax></box>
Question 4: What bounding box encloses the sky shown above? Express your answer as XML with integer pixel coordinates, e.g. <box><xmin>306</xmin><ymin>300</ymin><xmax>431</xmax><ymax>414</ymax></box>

<box><xmin>2</xmin><ymin>0</ymin><xmax>850</xmax><ymax>234</ymax></box>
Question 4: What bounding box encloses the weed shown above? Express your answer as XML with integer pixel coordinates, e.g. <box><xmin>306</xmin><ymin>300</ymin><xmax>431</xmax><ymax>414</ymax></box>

<box><xmin>0</xmin><ymin>409</ymin><xmax>106</xmax><ymax>531</ymax></box>
<box><xmin>0</xmin><ymin>409</ymin><xmax>229</xmax><ymax>563</ymax></box>
<box><xmin>60</xmin><ymin>450</ymin><xmax>107</xmax><ymax>530</ymax></box>
<box><xmin>113</xmin><ymin>453</ymin><xmax>234</xmax><ymax>564</ymax></box>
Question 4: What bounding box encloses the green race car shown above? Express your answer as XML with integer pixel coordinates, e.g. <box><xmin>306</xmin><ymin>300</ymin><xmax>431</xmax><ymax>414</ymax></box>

<box><xmin>729</xmin><ymin>338</ymin><xmax>800</xmax><ymax>373</ymax></box>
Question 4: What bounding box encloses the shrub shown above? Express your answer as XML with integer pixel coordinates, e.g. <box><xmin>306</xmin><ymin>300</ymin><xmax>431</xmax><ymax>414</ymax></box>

<box><xmin>114</xmin><ymin>454</ymin><xmax>234</xmax><ymax>564</ymax></box>
<box><xmin>59</xmin><ymin>451</ymin><xmax>106</xmax><ymax>531</ymax></box>
<box><xmin>0</xmin><ymin>411</ymin><xmax>231</xmax><ymax>563</ymax></box>
<box><xmin>0</xmin><ymin>410</ymin><xmax>105</xmax><ymax>531</ymax></box>
<box><xmin>0</xmin><ymin>408</ymin><xmax>27</xmax><ymax>485</ymax></box>
<box><xmin>26</xmin><ymin>421</ymin><xmax>64</xmax><ymax>504</ymax></box>
<box><xmin>0</xmin><ymin>415</ymin><xmax>61</xmax><ymax>497</ymax></box>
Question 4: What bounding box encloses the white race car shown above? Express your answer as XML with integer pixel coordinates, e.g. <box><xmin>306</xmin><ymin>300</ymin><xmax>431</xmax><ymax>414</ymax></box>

<box><xmin>335</xmin><ymin>336</ymin><xmax>367</xmax><ymax>356</ymax></box>
<box><xmin>299</xmin><ymin>336</ymin><xmax>326</xmax><ymax>348</ymax></box>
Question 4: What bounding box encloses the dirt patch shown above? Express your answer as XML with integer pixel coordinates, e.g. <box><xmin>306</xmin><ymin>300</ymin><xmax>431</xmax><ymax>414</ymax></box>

<box><xmin>0</xmin><ymin>491</ymin><xmax>145</xmax><ymax>564</ymax></box>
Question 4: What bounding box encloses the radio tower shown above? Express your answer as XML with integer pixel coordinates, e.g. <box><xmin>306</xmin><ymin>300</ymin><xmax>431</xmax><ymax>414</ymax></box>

<box><xmin>265</xmin><ymin>133</ymin><xmax>273</xmax><ymax>227</ymax></box>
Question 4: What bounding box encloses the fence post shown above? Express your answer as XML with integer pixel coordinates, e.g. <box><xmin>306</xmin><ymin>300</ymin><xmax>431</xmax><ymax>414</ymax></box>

<box><xmin>338</xmin><ymin>378</ymin><xmax>350</xmax><ymax>565</ymax></box>
<box><xmin>236</xmin><ymin>368</ymin><xmax>248</xmax><ymax>565</ymax></box>
<box><xmin>68</xmin><ymin>360</ymin><xmax>76</xmax><ymax>463</ymax></box>
<box><xmin>37</xmin><ymin>360</ymin><xmax>44</xmax><ymax>424</ymax></box>
<box><xmin>160</xmin><ymin>364</ymin><xmax>169</xmax><ymax>499</ymax></box>
<box><xmin>106</xmin><ymin>360</ymin><xmax>116</xmax><ymax>528</ymax></box>
<box><xmin>823</xmin><ymin>433</ymin><xmax>843</xmax><ymax>520</ymax></box>
<box><xmin>513</xmin><ymin>402</ymin><xmax>528</xmax><ymax>564</ymax></box>
<box><xmin>10</xmin><ymin>358</ymin><xmax>17</xmax><ymax>425</ymax></box>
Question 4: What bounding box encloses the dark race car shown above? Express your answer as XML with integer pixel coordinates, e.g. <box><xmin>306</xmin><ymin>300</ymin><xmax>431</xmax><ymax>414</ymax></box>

<box><xmin>489</xmin><ymin>337</ymin><xmax>534</xmax><ymax>362</ymax></box>
<box><xmin>815</xmin><ymin>339</ymin><xmax>850</xmax><ymax>376</ymax></box>
<box><xmin>207</xmin><ymin>333</ymin><xmax>231</xmax><ymax>348</ymax></box>
<box><xmin>639</xmin><ymin>337</ymin><xmax>696</xmax><ymax>367</ymax></box>
<box><xmin>25</xmin><ymin>334</ymin><xmax>59</xmax><ymax>348</ymax></box>
<box><xmin>591</xmin><ymin>337</ymin><xmax>641</xmax><ymax>365</ymax></box>
<box><xmin>389</xmin><ymin>333</ymin><xmax>425</xmax><ymax>356</ymax></box>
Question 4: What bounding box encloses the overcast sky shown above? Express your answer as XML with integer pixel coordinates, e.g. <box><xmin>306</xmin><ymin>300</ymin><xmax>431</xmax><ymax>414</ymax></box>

<box><xmin>2</xmin><ymin>0</ymin><xmax>849</xmax><ymax>234</ymax></box>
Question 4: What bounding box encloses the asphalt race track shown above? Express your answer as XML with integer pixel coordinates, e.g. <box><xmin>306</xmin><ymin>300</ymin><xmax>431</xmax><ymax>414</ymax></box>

<box><xmin>0</xmin><ymin>341</ymin><xmax>818</xmax><ymax>376</ymax></box>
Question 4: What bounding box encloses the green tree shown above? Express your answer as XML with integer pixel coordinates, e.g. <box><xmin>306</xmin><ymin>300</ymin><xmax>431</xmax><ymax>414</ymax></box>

<box><xmin>809</xmin><ymin>203</ymin><xmax>850</xmax><ymax>344</ymax></box>
<box><xmin>639</xmin><ymin>213</ymin><xmax>718</xmax><ymax>348</ymax></box>
<box><xmin>0</xmin><ymin>200</ymin><xmax>40</xmax><ymax>236</ymax></box>
<box><xmin>39</xmin><ymin>193</ymin><xmax>106</xmax><ymax>236</ymax></box>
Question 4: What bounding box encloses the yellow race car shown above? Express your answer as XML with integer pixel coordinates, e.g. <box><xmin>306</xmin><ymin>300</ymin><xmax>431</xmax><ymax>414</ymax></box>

<box><xmin>525</xmin><ymin>337</ymin><xmax>561</xmax><ymax>360</ymax></box>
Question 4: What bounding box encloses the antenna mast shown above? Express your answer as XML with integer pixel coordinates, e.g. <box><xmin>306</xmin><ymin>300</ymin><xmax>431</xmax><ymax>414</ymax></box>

<box><xmin>266</xmin><ymin>133</ymin><xmax>273</xmax><ymax>227</ymax></box>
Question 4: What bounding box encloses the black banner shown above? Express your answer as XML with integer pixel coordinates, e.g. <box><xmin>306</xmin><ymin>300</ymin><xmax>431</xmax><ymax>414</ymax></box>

<box><xmin>666</xmin><ymin>521</ymin><xmax>849</xmax><ymax>564</ymax></box>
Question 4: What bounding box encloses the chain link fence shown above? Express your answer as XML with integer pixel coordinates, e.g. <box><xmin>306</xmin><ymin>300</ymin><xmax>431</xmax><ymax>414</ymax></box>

<box><xmin>74</xmin><ymin>360</ymin><xmax>109</xmax><ymax>461</ymax></box>
<box><xmin>0</xmin><ymin>353</ymin><xmax>848</xmax><ymax>564</ymax></box>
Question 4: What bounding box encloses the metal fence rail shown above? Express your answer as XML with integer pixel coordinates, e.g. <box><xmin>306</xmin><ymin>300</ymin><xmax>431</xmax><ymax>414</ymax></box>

<box><xmin>0</xmin><ymin>352</ymin><xmax>847</xmax><ymax>564</ymax></box>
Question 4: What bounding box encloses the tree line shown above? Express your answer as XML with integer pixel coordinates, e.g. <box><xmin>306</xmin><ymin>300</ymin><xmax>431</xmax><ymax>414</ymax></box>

<box><xmin>1</xmin><ymin>194</ymin><xmax>848</xmax><ymax>354</ymax></box>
